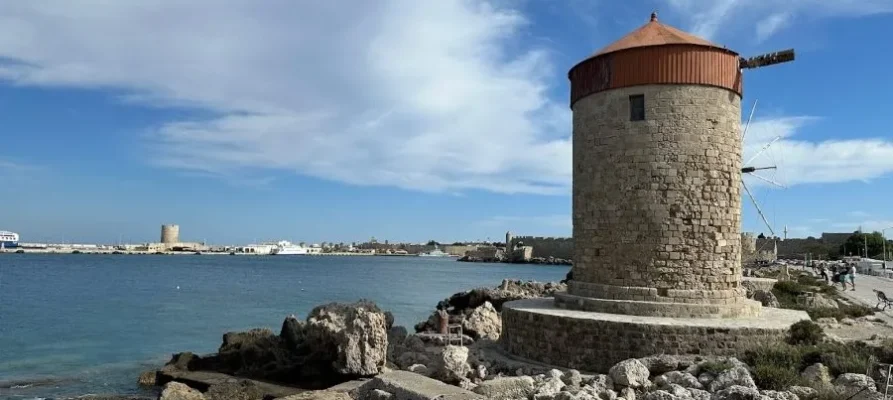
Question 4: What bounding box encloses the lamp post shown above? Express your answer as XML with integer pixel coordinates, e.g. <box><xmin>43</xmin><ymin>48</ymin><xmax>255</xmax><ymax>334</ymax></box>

<box><xmin>883</xmin><ymin>226</ymin><xmax>893</xmax><ymax>269</ymax></box>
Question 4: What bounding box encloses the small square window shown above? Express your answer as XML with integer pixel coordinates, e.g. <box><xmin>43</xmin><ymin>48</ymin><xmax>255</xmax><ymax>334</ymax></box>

<box><xmin>629</xmin><ymin>94</ymin><xmax>645</xmax><ymax>121</ymax></box>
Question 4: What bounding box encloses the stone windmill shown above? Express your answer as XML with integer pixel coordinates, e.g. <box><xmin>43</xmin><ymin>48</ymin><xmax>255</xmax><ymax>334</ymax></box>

<box><xmin>499</xmin><ymin>12</ymin><xmax>809</xmax><ymax>372</ymax></box>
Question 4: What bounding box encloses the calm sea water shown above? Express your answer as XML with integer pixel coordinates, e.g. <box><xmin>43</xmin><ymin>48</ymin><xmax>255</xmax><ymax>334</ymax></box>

<box><xmin>0</xmin><ymin>254</ymin><xmax>567</xmax><ymax>399</ymax></box>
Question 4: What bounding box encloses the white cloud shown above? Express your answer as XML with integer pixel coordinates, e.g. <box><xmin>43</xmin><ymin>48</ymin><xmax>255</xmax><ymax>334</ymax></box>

<box><xmin>1</xmin><ymin>2</ymin><xmax>892</xmax><ymax>197</ymax></box>
<box><xmin>743</xmin><ymin>117</ymin><xmax>893</xmax><ymax>187</ymax></box>
<box><xmin>0</xmin><ymin>1</ymin><xmax>570</xmax><ymax>195</ymax></box>
<box><xmin>848</xmin><ymin>211</ymin><xmax>870</xmax><ymax>218</ymax></box>
<box><xmin>755</xmin><ymin>12</ymin><xmax>792</xmax><ymax>42</ymax></box>
<box><xmin>664</xmin><ymin>0</ymin><xmax>893</xmax><ymax>41</ymax></box>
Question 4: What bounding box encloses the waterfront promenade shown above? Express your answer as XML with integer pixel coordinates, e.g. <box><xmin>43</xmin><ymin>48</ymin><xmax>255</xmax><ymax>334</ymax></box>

<box><xmin>839</xmin><ymin>273</ymin><xmax>893</xmax><ymax>323</ymax></box>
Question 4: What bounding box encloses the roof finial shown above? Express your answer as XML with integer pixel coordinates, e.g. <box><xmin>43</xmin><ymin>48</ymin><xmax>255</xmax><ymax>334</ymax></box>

<box><xmin>650</xmin><ymin>11</ymin><xmax>658</xmax><ymax>22</ymax></box>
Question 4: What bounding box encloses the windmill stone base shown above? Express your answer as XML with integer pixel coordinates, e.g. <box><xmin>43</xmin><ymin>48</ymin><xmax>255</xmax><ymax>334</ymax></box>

<box><xmin>500</xmin><ymin>298</ymin><xmax>809</xmax><ymax>372</ymax></box>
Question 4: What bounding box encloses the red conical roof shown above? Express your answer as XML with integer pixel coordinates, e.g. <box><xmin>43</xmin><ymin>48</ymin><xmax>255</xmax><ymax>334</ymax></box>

<box><xmin>592</xmin><ymin>12</ymin><xmax>724</xmax><ymax>56</ymax></box>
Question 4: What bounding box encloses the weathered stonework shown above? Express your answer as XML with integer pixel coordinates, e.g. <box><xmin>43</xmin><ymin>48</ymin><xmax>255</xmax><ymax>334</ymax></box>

<box><xmin>571</xmin><ymin>84</ymin><xmax>744</xmax><ymax>307</ymax></box>
<box><xmin>499</xmin><ymin>17</ymin><xmax>812</xmax><ymax>371</ymax></box>
<box><xmin>501</xmin><ymin>299</ymin><xmax>809</xmax><ymax>373</ymax></box>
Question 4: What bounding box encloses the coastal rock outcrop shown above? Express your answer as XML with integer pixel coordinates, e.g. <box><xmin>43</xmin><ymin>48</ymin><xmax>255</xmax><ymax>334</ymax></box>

<box><xmin>303</xmin><ymin>300</ymin><xmax>389</xmax><ymax>376</ymax></box>
<box><xmin>156</xmin><ymin>300</ymin><xmax>390</xmax><ymax>390</ymax></box>
<box><xmin>414</xmin><ymin>279</ymin><xmax>566</xmax><ymax>336</ymax></box>
<box><xmin>159</xmin><ymin>382</ymin><xmax>205</xmax><ymax>400</ymax></box>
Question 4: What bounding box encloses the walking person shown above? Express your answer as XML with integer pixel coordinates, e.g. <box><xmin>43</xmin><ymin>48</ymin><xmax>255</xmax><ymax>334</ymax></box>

<box><xmin>848</xmin><ymin>263</ymin><xmax>857</xmax><ymax>291</ymax></box>
<box><xmin>820</xmin><ymin>265</ymin><xmax>829</xmax><ymax>285</ymax></box>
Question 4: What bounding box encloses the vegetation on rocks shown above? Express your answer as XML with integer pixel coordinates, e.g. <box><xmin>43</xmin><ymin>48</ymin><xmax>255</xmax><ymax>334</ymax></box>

<box><xmin>771</xmin><ymin>272</ymin><xmax>875</xmax><ymax>321</ymax></box>
<box><xmin>741</xmin><ymin>339</ymin><xmax>893</xmax><ymax>390</ymax></box>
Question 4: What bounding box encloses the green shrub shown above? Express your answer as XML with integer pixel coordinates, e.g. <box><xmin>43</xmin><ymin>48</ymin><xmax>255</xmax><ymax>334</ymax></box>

<box><xmin>789</xmin><ymin>320</ymin><xmax>824</xmax><ymax>345</ymax></box>
<box><xmin>742</xmin><ymin>344</ymin><xmax>808</xmax><ymax>390</ymax></box>
<box><xmin>751</xmin><ymin>363</ymin><xmax>807</xmax><ymax>390</ymax></box>
<box><xmin>699</xmin><ymin>360</ymin><xmax>735</xmax><ymax>375</ymax></box>
<box><xmin>839</xmin><ymin>304</ymin><xmax>874</xmax><ymax>319</ymax></box>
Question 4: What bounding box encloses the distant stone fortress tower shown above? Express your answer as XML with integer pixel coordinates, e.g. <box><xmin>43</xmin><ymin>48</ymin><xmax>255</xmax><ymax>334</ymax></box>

<box><xmin>499</xmin><ymin>13</ymin><xmax>808</xmax><ymax>371</ymax></box>
<box><xmin>505</xmin><ymin>231</ymin><xmax>513</xmax><ymax>251</ymax></box>
<box><xmin>161</xmin><ymin>224</ymin><xmax>180</xmax><ymax>244</ymax></box>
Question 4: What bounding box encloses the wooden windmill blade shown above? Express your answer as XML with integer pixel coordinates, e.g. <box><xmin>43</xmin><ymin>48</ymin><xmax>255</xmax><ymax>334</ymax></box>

<box><xmin>740</xmin><ymin>49</ymin><xmax>795</xmax><ymax>69</ymax></box>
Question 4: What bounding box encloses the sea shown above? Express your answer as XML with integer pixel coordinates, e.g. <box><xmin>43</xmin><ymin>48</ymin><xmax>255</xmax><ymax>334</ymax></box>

<box><xmin>0</xmin><ymin>254</ymin><xmax>567</xmax><ymax>399</ymax></box>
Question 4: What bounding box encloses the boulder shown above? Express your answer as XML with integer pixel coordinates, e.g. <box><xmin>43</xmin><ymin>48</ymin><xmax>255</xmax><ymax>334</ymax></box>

<box><xmin>708</xmin><ymin>367</ymin><xmax>756</xmax><ymax>392</ymax></box>
<box><xmin>304</xmin><ymin>300</ymin><xmax>389</xmax><ymax>376</ymax></box>
<box><xmin>812</xmin><ymin>294</ymin><xmax>839</xmax><ymax>309</ymax></box>
<box><xmin>217</xmin><ymin>328</ymin><xmax>295</xmax><ymax>380</ymax></box>
<box><xmin>431</xmin><ymin>346</ymin><xmax>472</xmax><ymax>384</ymax></box>
<box><xmin>787</xmin><ymin>386</ymin><xmax>817</xmax><ymax>400</ymax></box>
<box><xmin>415</xmin><ymin>280</ymin><xmax>566</xmax><ymax>333</ymax></box>
<box><xmin>275</xmin><ymin>391</ymin><xmax>353</xmax><ymax>400</ymax></box>
<box><xmin>760</xmin><ymin>390</ymin><xmax>799</xmax><ymax>400</ymax></box>
<box><xmin>367</xmin><ymin>389</ymin><xmax>394</xmax><ymax>400</ymax></box>
<box><xmin>653</xmin><ymin>371</ymin><xmax>702</xmax><ymax>390</ymax></box>
<box><xmin>159</xmin><ymin>382</ymin><xmax>205</xmax><ymax>400</ymax></box>
<box><xmin>164</xmin><ymin>352</ymin><xmax>204</xmax><ymax>372</ymax></box>
<box><xmin>752</xmin><ymin>290</ymin><xmax>779</xmax><ymax>308</ymax></box>
<box><xmin>472</xmin><ymin>376</ymin><xmax>536</xmax><ymax>400</ymax></box>
<box><xmin>712</xmin><ymin>385</ymin><xmax>761</xmax><ymax>400</ymax></box>
<box><xmin>638</xmin><ymin>355</ymin><xmax>680</xmax><ymax>376</ymax></box>
<box><xmin>138</xmin><ymin>371</ymin><xmax>157</xmax><ymax>386</ymax></box>
<box><xmin>563</xmin><ymin>369</ymin><xmax>583</xmax><ymax>387</ymax></box>
<box><xmin>204</xmin><ymin>381</ymin><xmax>265</xmax><ymax>400</ymax></box>
<box><xmin>280</xmin><ymin>315</ymin><xmax>306</xmax><ymax>348</ymax></box>
<box><xmin>354</xmin><ymin>370</ymin><xmax>483</xmax><ymax>400</ymax></box>
<box><xmin>462</xmin><ymin>302</ymin><xmax>501</xmax><ymax>340</ymax></box>
<box><xmin>833</xmin><ymin>373</ymin><xmax>877</xmax><ymax>395</ymax></box>
<box><xmin>619</xmin><ymin>387</ymin><xmax>635</xmax><ymax>400</ymax></box>
<box><xmin>688</xmin><ymin>388</ymin><xmax>710</xmax><ymax>400</ymax></box>
<box><xmin>533</xmin><ymin>376</ymin><xmax>566</xmax><ymax>398</ymax></box>
<box><xmin>608</xmin><ymin>359</ymin><xmax>650</xmax><ymax>388</ymax></box>
<box><xmin>800</xmin><ymin>363</ymin><xmax>831</xmax><ymax>387</ymax></box>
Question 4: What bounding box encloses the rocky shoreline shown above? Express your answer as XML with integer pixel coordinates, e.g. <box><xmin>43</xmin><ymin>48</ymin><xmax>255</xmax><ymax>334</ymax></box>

<box><xmin>53</xmin><ymin>275</ymin><xmax>893</xmax><ymax>400</ymax></box>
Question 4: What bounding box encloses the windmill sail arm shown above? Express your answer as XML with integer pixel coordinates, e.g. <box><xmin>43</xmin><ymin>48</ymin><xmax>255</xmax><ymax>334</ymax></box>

<box><xmin>743</xmin><ymin>180</ymin><xmax>775</xmax><ymax>237</ymax></box>
<box><xmin>745</xmin><ymin>136</ymin><xmax>782</xmax><ymax>166</ymax></box>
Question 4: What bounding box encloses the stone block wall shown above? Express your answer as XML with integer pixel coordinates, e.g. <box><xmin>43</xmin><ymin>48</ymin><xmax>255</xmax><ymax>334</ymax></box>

<box><xmin>514</xmin><ymin>236</ymin><xmax>574</xmax><ymax>259</ymax></box>
<box><xmin>572</xmin><ymin>84</ymin><xmax>742</xmax><ymax>299</ymax></box>
<box><xmin>501</xmin><ymin>299</ymin><xmax>799</xmax><ymax>373</ymax></box>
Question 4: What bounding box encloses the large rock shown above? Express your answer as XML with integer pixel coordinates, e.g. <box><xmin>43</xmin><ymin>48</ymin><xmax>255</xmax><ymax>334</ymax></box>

<box><xmin>760</xmin><ymin>390</ymin><xmax>799</xmax><ymax>400</ymax></box>
<box><xmin>304</xmin><ymin>300</ymin><xmax>389</xmax><ymax>376</ymax></box>
<box><xmin>473</xmin><ymin>376</ymin><xmax>536</xmax><ymax>400</ymax></box>
<box><xmin>275</xmin><ymin>392</ymin><xmax>353</xmax><ymax>400</ymax></box>
<box><xmin>205</xmin><ymin>381</ymin><xmax>265</xmax><ymax>400</ymax></box>
<box><xmin>217</xmin><ymin>328</ymin><xmax>296</xmax><ymax>381</ymax></box>
<box><xmin>415</xmin><ymin>280</ymin><xmax>566</xmax><ymax>333</ymax></box>
<box><xmin>812</xmin><ymin>294</ymin><xmax>839</xmax><ymax>309</ymax></box>
<box><xmin>800</xmin><ymin>363</ymin><xmax>831</xmax><ymax>387</ymax></box>
<box><xmin>752</xmin><ymin>290</ymin><xmax>779</xmax><ymax>308</ymax></box>
<box><xmin>609</xmin><ymin>359</ymin><xmax>650</xmax><ymax>388</ymax></box>
<box><xmin>638</xmin><ymin>355</ymin><xmax>681</xmax><ymax>376</ymax></box>
<box><xmin>431</xmin><ymin>346</ymin><xmax>471</xmax><ymax>384</ymax></box>
<box><xmin>833</xmin><ymin>373</ymin><xmax>877</xmax><ymax>397</ymax></box>
<box><xmin>787</xmin><ymin>386</ymin><xmax>817</xmax><ymax>400</ymax></box>
<box><xmin>708</xmin><ymin>367</ymin><xmax>756</xmax><ymax>392</ymax></box>
<box><xmin>712</xmin><ymin>385</ymin><xmax>761</xmax><ymax>400</ymax></box>
<box><xmin>653</xmin><ymin>371</ymin><xmax>702</xmax><ymax>390</ymax></box>
<box><xmin>462</xmin><ymin>302</ymin><xmax>501</xmax><ymax>340</ymax></box>
<box><xmin>159</xmin><ymin>382</ymin><xmax>205</xmax><ymax>400</ymax></box>
<box><xmin>353</xmin><ymin>370</ymin><xmax>483</xmax><ymax>400</ymax></box>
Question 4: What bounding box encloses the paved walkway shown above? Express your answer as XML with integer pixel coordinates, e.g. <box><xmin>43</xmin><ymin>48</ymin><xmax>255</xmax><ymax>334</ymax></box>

<box><xmin>840</xmin><ymin>273</ymin><xmax>893</xmax><ymax>323</ymax></box>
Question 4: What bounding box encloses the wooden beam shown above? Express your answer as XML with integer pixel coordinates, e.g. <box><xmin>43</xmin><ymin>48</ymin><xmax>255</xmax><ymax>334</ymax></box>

<box><xmin>740</xmin><ymin>49</ymin><xmax>795</xmax><ymax>69</ymax></box>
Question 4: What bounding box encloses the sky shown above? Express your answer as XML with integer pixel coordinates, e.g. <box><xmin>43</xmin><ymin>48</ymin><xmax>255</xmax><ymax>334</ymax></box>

<box><xmin>1</xmin><ymin>0</ymin><xmax>892</xmax><ymax>245</ymax></box>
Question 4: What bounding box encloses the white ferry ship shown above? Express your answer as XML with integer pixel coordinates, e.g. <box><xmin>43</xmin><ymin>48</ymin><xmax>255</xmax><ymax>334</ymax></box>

<box><xmin>272</xmin><ymin>241</ymin><xmax>321</xmax><ymax>255</ymax></box>
<box><xmin>419</xmin><ymin>245</ymin><xmax>452</xmax><ymax>257</ymax></box>
<box><xmin>0</xmin><ymin>231</ymin><xmax>19</xmax><ymax>249</ymax></box>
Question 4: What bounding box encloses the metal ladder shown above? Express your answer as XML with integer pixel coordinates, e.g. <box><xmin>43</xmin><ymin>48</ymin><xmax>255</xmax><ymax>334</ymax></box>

<box><xmin>447</xmin><ymin>324</ymin><xmax>464</xmax><ymax>346</ymax></box>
